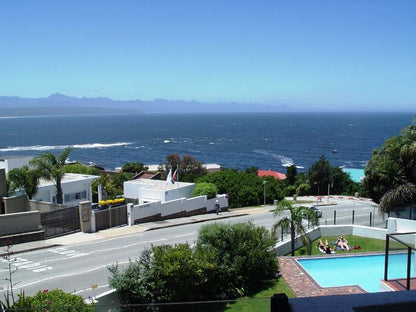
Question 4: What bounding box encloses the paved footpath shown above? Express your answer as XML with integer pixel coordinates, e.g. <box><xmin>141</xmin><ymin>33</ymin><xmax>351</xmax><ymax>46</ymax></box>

<box><xmin>4</xmin><ymin>206</ymin><xmax>270</xmax><ymax>256</ymax></box>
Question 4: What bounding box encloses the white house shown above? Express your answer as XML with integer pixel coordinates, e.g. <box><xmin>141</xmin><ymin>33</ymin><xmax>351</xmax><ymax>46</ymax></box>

<box><xmin>124</xmin><ymin>178</ymin><xmax>195</xmax><ymax>205</ymax></box>
<box><xmin>33</xmin><ymin>173</ymin><xmax>99</xmax><ymax>206</ymax></box>
<box><xmin>0</xmin><ymin>156</ymin><xmax>33</xmax><ymax>175</ymax></box>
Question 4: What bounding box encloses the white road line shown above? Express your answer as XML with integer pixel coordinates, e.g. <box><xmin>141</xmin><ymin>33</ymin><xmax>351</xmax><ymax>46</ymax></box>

<box><xmin>174</xmin><ymin>232</ymin><xmax>196</xmax><ymax>238</ymax></box>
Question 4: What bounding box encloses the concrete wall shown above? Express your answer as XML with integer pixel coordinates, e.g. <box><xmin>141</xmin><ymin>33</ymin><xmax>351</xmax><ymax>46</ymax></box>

<box><xmin>128</xmin><ymin>194</ymin><xmax>228</xmax><ymax>225</ymax></box>
<box><xmin>0</xmin><ymin>211</ymin><xmax>41</xmax><ymax>236</ymax></box>
<box><xmin>387</xmin><ymin>217</ymin><xmax>416</xmax><ymax>233</ymax></box>
<box><xmin>164</xmin><ymin>184</ymin><xmax>195</xmax><ymax>202</ymax></box>
<box><xmin>3</xmin><ymin>195</ymin><xmax>30</xmax><ymax>213</ymax></box>
<box><xmin>79</xmin><ymin>201</ymin><xmax>92</xmax><ymax>233</ymax></box>
<box><xmin>4</xmin><ymin>196</ymin><xmax>68</xmax><ymax>214</ymax></box>
<box><xmin>28</xmin><ymin>200</ymin><xmax>65</xmax><ymax>213</ymax></box>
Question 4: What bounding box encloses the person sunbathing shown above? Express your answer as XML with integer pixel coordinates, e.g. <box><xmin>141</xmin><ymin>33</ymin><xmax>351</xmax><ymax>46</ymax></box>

<box><xmin>318</xmin><ymin>239</ymin><xmax>335</xmax><ymax>254</ymax></box>
<box><xmin>336</xmin><ymin>236</ymin><xmax>350</xmax><ymax>251</ymax></box>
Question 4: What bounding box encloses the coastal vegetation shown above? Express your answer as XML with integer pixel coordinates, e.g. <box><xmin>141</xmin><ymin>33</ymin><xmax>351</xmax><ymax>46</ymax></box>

<box><xmin>108</xmin><ymin>222</ymin><xmax>278</xmax><ymax>311</ymax></box>
<box><xmin>192</xmin><ymin>182</ymin><xmax>218</xmax><ymax>199</ymax></box>
<box><xmin>363</xmin><ymin>124</ymin><xmax>416</xmax><ymax>213</ymax></box>
<box><xmin>196</xmin><ymin>168</ymin><xmax>284</xmax><ymax>208</ymax></box>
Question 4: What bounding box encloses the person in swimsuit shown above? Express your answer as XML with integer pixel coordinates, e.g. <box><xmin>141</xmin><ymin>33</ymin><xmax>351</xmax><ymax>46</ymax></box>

<box><xmin>318</xmin><ymin>239</ymin><xmax>335</xmax><ymax>254</ymax></box>
<box><xmin>336</xmin><ymin>236</ymin><xmax>350</xmax><ymax>251</ymax></box>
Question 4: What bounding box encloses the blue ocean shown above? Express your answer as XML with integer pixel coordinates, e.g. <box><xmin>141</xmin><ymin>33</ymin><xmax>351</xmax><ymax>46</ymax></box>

<box><xmin>0</xmin><ymin>112</ymin><xmax>413</xmax><ymax>173</ymax></box>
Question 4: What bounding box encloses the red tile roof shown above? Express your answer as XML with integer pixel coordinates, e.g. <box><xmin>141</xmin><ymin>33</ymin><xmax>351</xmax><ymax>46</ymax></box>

<box><xmin>258</xmin><ymin>169</ymin><xmax>286</xmax><ymax>180</ymax></box>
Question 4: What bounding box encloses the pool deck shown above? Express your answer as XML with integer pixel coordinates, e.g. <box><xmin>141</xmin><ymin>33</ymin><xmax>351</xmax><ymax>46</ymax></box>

<box><xmin>383</xmin><ymin>278</ymin><xmax>416</xmax><ymax>291</ymax></box>
<box><xmin>279</xmin><ymin>256</ymin><xmax>416</xmax><ymax>297</ymax></box>
<box><xmin>279</xmin><ymin>256</ymin><xmax>367</xmax><ymax>297</ymax></box>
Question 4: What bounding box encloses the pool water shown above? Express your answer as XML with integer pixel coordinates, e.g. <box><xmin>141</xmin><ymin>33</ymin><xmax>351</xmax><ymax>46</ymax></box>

<box><xmin>298</xmin><ymin>253</ymin><xmax>415</xmax><ymax>292</ymax></box>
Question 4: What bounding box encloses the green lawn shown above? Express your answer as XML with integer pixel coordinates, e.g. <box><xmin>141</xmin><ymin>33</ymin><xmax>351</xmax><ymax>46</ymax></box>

<box><xmin>223</xmin><ymin>277</ymin><xmax>296</xmax><ymax>312</ymax></box>
<box><xmin>295</xmin><ymin>235</ymin><xmax>406</xmax><ymax>256</ymax></box>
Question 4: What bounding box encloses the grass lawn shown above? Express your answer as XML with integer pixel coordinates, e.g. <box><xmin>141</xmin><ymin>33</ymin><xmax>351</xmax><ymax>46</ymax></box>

<box><xmin>223</xmin><ymin>277</ymin><xmax>296</xmax><ymax>312</ymax></box>
<box><xmin>295</xmin><ymin>235</ymin><xmax>406</xmax><ymax>256</ymax></box>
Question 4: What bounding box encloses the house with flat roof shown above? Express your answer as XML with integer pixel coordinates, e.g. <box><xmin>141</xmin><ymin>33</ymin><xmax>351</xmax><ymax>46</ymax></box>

<box><xmin>0</xmin><ymin>156</ymin><xmax>33</xmax><ymax>175</ymax></box>
<box><xmin>33</xmin><ymin>173</ymin><xmax>99</xmax><ymax>206</ymax></box>
<box><xmin>124</xmin><ymin>178</ymin><xmax>195</xmax><ymax>205</ymax></box>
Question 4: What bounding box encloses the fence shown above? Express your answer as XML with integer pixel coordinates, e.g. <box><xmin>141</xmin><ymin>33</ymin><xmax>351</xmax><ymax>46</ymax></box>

<box><xmin>40</xmin><ymin>206</ymin><xmax>80</xmax><ymax>238</ymax></box>
<box><xmin>93</xmin><ymin>205</ymin><xmax>127</xmax><ymax>231</ymax></box>
<box><xmin>278</xmin><ymin>208</ymin><xmax>387</xmax><ymax>243</ymax></box>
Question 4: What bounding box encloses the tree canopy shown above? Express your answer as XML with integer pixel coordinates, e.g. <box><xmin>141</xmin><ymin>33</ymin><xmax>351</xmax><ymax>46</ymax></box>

<box><xmin>363</xmin><ymin>125</ymin><xmax>416</xmax><ymax>208</ymax></box>
<box><xmin>161</xmin><ymin>154</ymin><xmax>207</xmax><ymax>182</ymax></box>
<box><xmin>7</xmin><ymin>166</ymin><xmax>39</xmax><ymax>199</ymax></box>
<box><xmin>29</xmin><ymin>148</ymin><xmax>71</xmax><ymax>204</ymax></box>
<box><xmin>197</xmin><ymin>168</ymin><xmax>284</xmax><ymax>208</ymax></box>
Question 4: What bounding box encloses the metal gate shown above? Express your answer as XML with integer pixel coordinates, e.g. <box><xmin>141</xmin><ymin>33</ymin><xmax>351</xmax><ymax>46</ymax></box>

<box><xmin>94</xmin><ymin>205</ymin><xmax>127</xmax><ymax>231</ymax></box>
<box><xmin>41</xmin><ymin>206</ymin><xmax>80</xmax><ymax>238</ymax></box>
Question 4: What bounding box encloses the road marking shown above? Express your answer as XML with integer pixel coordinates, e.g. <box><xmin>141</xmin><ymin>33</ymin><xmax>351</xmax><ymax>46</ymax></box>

<box><xmin>174</xmin><ymin>232</ymin><xmax>196</xmax><ymax>238</ymax></box>
<box><xmin>0</xmin><ymin>256</ymin><xmax>52</xmax><ymax>273</ymax></box>
<box><xmin>48</xmin><ymin>247</ymin><xmax>89</xmax><ymax>259</ymax></box>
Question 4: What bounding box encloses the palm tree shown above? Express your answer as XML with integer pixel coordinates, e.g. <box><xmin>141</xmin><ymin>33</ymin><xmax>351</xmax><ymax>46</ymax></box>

<box><xmin>7</xmin><ymin>166</ymin><xmax>40</xmax><ymax>199</ymax></box>
<box><xmin>271</xmin><ymin>199</ymin><xmax>318</xmax><ymax>256</ymax></box>
<box><xmin>30</xmin><ymin>148</ymin><xmax>71</xmax><ymax>204</ymax></box>
<box><xmin>380</xmin><ymin>182</ymin><xmax>416</xmax><ymax>216</ymax></box>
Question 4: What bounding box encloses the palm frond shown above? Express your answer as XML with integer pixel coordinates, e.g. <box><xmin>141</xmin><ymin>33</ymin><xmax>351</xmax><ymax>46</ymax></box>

<box><xmin>380</xmin><ymin>183</ymin><xmax>416</xmax><ymax>213</ymax></box>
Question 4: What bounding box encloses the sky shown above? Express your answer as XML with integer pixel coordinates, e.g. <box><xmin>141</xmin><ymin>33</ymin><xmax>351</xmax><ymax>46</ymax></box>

<box><xmin>1</xmin><ymin>0</ymin><xmax>415</xmax><ymax>111</ymax></box>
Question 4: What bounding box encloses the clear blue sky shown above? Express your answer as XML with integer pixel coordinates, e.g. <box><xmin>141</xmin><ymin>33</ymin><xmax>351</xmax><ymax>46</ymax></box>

<box><xmin>1</xmin><ymin>0</ymin><xmax>415</xmax><ymax>111</ymax></box>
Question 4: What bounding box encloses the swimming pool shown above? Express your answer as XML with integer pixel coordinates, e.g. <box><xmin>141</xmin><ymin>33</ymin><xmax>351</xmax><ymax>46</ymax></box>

<box><xmin>298</xmin><ymin>253</ymin><xmax>415</xmax><ymax>292</ymax></box>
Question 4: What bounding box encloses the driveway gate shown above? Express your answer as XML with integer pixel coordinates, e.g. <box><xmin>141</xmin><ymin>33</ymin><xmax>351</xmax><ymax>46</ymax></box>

<box><xmin>94</xmin><ymin>205</ymin><xmax>127</xmax><ymax>231</ymax></box>
<box><xmin>41</xmin><ymin>206</ymin><xmax>80</xmax><ymax>238</ymax></box>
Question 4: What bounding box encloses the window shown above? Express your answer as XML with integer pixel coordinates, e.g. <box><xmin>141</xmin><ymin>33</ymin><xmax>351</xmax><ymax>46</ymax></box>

<box><xmin>64</xmin><ymin>191</ymin><xmax>88</xmax><ymax>203</ymax></box>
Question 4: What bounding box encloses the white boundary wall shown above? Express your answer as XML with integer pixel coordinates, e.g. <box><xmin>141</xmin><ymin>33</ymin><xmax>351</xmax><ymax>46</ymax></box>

<box><xmin>387</xmin><ymin>217</ymin><xmax>416</xmax><ymax>233</ymax></box>
<box><xmin>127</xmin><ymin>194</ymin><xmax>228</xmax><ymax>225</ymax></box>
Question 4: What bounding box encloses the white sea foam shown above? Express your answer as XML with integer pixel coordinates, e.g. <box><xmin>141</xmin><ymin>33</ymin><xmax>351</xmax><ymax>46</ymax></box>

<box><xmin>253</xmin><ymin>149</ymin><xmax>296</xmax><ymax>167</ymax></box>
<box><xmin>0</xmin><ymin>142</ymin><xmax>132</xmax><ymax>152</ymax></box>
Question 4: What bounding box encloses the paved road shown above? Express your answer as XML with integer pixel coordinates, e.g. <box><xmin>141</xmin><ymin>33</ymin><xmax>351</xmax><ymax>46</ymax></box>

<box><xmin>0</xmin><ymin>196</ymin><xmax>382</xmax><ymax>300</ymax></box>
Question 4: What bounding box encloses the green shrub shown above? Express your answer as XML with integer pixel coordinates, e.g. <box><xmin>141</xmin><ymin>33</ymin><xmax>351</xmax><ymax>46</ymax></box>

<box><xmin>192</xmin><ymin>182</ymin><xmax>218</xmax><ymax>199</ymax></box>
<box><xmin>196</xmin><ymin>222</ymin><xmax>278</xmax><ymax>297</ymax></box>
<box><xmin>296</xmin><ymin>183</ymin><xmax>310</xmax><ymax>196</ymax></box>
<box><xmin>283</xmin><ymin>185</ymin><xmax>297</xmax><ymax>196</ymax></box>
<box><xmin>109</xmin><ymin>222</ymin><xmax>279</xmax><ymax>309</ymax></box>
<box><xmin>12</xmin><ymin>289</ymin><xmax>94</xmax><ymax>312</ymax></box>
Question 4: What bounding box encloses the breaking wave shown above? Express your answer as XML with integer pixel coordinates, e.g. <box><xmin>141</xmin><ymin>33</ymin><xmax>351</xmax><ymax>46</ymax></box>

<box><xmin>253</xmin><ymin>149</ymin><xmax>302</xmax><ymax>168</ymax></box>
<box><xmin>0</xmin><ymin>142</ymin><xmax>132</xmax><ymax>152</ymax></box>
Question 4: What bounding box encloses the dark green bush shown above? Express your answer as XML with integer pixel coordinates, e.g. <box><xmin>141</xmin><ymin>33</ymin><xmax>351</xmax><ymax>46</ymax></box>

<box><xmin>192</xmin><ymin>182</ymin><xmax>218</xmax><ymax>199</ymax></box>
<box><xmin>12</xmin><ymin>289</ymin><xmax>94</xmax><ymax>312</ymax></box>
<box><xmin>108</xmin><ymin>222</ymin><xmax>279</xmax><ymax>309</ymax></box>
<box><xmin>196</xmin><ymin>222</ymin><xmax>278</xmax><ymax>297</ymax></box>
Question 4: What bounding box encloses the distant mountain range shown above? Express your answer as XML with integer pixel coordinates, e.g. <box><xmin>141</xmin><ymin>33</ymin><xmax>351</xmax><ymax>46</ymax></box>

<box><xmin>0</xmin><ymin>93</ymin><xmax>294</xmax><ymax>116</ymax></box>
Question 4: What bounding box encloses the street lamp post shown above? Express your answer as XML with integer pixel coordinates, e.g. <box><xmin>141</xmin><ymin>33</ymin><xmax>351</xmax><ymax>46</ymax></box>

<box><xmin>263</xmin><ymin>181</ymin><xmax>267</xmax><ymax>206</ymax></box>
